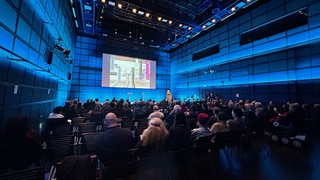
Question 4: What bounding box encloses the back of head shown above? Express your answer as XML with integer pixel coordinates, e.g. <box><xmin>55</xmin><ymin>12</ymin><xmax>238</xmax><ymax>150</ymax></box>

<box><xmin>142</xmin><ymin>118</ymin><xmax>168</xmax><ymax>146</ymax></box>
<box><xmin>217</xmin><ymin>112</ymin><xmax>228</xmax><ymax>122</ymax></box>
<box><xmin>232</xmin><ymin>108</ymin><xmax>243</xmax><ymax>119</ymax></box>
<box><xmin>105</xmin><ymin>112</ymin><xmax>121</xmax><ymax>127</ymax></box>
<box><xmin>53</xmin><ymin>106</ymin><xmax>62</xmax><ymax>113</ymax></box>
<box><xmin>153</xmin><ymin>105</ymin><xmax>159</xmax><ymax>111</ymax></box>
<box><xmin>213</xmin><ymin>107</ymin><xmax>220</xmax><ymax>115</ymax></box>
<box><xmin>173</xmin><ymin>105</ymin><xmax>181</xmax><ymax>113</ymax></box>
<box><xmin>175</xmin><ymin>111</ymin><xmax>187</xmax><ymax>125</ymax></box>
<box><xmin>197</xmin><ymin>113</ymin><xmax>209</xmax><ymax>125</ymax></box>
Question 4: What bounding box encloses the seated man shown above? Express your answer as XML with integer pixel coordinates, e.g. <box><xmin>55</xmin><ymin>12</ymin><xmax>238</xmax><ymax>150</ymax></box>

<box><xmin>191</xmin><ymin>113</ymin><xmax>212</xmax><ymax>142</ymax></box>
<box><xmin>95</xmin><ymin>112</ymin><xmax>134</xmax><ymax>166</ymax></box>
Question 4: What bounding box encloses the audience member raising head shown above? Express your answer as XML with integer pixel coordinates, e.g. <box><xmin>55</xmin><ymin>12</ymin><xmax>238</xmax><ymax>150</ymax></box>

<box><xmin>94</xmin><ymin>112</ymin><xmax>134</xmax><ymax>166</ymax></box>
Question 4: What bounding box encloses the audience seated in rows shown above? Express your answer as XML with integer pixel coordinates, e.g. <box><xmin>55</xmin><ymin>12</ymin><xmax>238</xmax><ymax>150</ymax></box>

<box><xmin>3</xmin><ymin>95</ymin><xmax>320</xmax><ymax>176</ymax></box>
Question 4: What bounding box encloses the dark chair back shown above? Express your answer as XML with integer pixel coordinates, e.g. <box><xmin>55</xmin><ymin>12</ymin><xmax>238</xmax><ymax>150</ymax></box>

<box><xmin>0</xmin><ymin>166</ymin><xmax>44</xmax><ymax>180</ymax></box>
<box><xmin>46</xmin><ymin>135</ymin><xmax>76</xmax><ymax>163</ymax></box>
<box><xmin>193</xmin><ymin>135</ymin><xmax>214</xmax><ymax>155</ymax></box>
<box><xmin>213</xmin><ymin>130</ymin><xmax>245</xmax><ymax>151</ymax></box>
<box><xmin>71</xmin><ymin>117</ymin><xmax>86</xmax><ymax>125</ymax></box>
<box><xmin>100</xmin><ymin>148</ymin><xmax>140</xmax><ymax>180</ymax></box>
<box><xmin>78</xmin><ymin>122</ymin><xmax>97</xmax><ymax>133</ymax></box>
<box><xmin>49</xmin><ymin>154</ymin><xmax>97</xmax><ymax>180</ymax></box>
<box><xmin>43</xmin><ymin>118</ymin><xmax>72</xmax><ymax>137</ymax></box>
<box><xmin>79</xmin><ymin>132</ymin><xmax>100</xmax><ymax>154</ymax></box>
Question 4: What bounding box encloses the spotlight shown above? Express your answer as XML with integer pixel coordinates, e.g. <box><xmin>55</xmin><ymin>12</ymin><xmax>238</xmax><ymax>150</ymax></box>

<box><xmin>63</xmin><ymin>49</ymin><xmax>71</xmax><ymax>57</ymax></box>
<box><xmin>55</xmin><ymin>44</ymin><xmax>71</xmax><ymax>58</ymax></box>
<box><xmin>55</xmin><ymin>44</ymin><xmax>64</xmax><ymax>51</ymax></box>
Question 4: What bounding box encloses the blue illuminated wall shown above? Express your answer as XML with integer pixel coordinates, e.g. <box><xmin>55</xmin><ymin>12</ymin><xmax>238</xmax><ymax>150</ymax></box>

<box><xmin>69</xmin><ymin>36</ymin><xmax>170</xmax><ymax>103</ymax></box>
<box><xmin>170</xmin><ymin>0</ymin><xmax>320</xmax><ymax>104</ymax></box>
<box><xmin>0</xmin><ymin>0</ymin><xmax>75</xmax><ymax>132</ymax></box>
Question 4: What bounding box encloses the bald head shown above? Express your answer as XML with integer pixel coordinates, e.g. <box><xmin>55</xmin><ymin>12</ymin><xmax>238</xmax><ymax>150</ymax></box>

<box><xmin>105</xmin><ymin>112</ymin><xmax>121</xmax><ymax>127</ymax></box>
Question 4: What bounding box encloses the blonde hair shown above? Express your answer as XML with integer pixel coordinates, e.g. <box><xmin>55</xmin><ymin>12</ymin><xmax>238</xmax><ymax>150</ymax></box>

<box><xmin>140</xmin><ymin>118</ymin><xmax>169</xmax><ymax>147</ymax></box>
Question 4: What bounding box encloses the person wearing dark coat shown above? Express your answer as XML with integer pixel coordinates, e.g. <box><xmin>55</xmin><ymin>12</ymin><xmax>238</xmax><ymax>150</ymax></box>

<box><xmin>94</xmin><ymin>112</ymin><xmax>134</xmax><ymax>166</ymax></box>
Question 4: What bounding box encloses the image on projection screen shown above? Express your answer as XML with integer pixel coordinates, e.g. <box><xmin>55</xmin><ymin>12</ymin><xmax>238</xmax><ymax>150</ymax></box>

<box><xmin>102</xmin><ymin>53</ymin><xmax>156</xmax><ymax>89</ymax></box>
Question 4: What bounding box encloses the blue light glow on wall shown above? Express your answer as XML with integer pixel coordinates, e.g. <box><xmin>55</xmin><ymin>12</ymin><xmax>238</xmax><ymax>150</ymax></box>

<box><xmin>169</xmin><ymin>0</ymin><xmax>320</xmax><ymax>101</ymax></box>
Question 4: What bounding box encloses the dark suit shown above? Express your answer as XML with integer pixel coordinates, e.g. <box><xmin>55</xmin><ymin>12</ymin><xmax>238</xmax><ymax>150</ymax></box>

<box><xmin>95</xmin><ymin>126</ymin><xmax>134</xmax><ymax>166</ymax></box>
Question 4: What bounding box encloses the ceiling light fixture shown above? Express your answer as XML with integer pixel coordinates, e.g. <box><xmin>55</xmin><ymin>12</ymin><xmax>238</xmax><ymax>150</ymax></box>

<box><xmin>117</xmin><ymin>3</ymin><xmax>122</xmax><ymax>9</ymax></box>
<box><xmin>132</xmin><ymin>8</ymin><xmax>137</xmax><ymax>13</ymax></box>
<box><xmin>108</xmin><ymin>1</ymin><xmax>115</xmax><ymax>6</ymax></box>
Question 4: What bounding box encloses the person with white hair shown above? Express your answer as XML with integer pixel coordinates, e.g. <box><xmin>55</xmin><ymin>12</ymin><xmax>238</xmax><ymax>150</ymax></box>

<box><xmin>164</xmin><ymin>104</ymin><xmax>181</xmax><ymax>129</ymax></box>
<box><xmin>147</xmin><ymin>105</ymin><xmax>164</xmax><ymax>120</ymax></box>
<box><xmin>137</xmin><ymin>117</ymin><xmax>169</xmax><ymax>156</ymax></box>
<box><xmin>94</xmin><ymin>112</ymin><xmax>134</xmax><ymax>166</ymax></box>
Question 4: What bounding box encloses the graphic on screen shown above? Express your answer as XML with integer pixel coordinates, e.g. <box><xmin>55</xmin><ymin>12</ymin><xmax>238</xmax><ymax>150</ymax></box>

<box><xmin>102</xmin><ymin>54</ymin><xmax>156</xmax><ymax>89</ymax></box>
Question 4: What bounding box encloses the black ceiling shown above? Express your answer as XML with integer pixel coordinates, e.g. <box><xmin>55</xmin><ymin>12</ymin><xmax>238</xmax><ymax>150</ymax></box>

<box><xmin>71</xmin><ymin>0</ymin><xmax>258</xmax><ymax>51</ymax></box>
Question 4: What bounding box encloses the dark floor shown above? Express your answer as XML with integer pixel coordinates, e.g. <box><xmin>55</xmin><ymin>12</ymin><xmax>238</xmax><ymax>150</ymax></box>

<box><xmin>118</xmin><ymin>126</ymin><xmax>320</xmax><ymax>180</ymax></box>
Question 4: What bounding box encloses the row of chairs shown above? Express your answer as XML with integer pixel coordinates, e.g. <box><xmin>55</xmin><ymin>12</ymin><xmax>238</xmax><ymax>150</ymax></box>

<box><xmin>194</xmin><ymin>130</ymin><xmax>248</xmax><ymax>163</ymax></box>
<box><xmin>0</xmin><ymin>130</ymin><xmax>249</xmax><ymax>180</ymax></box>
<box><xmin>48</xmin><ymin>130</ymin><xmax>247</xmax><ymax>180</ymax></box>
<box><xmin>0</xmin><ymin>166</ymin><xmax>45</xmax><ymax>180</ymax></box>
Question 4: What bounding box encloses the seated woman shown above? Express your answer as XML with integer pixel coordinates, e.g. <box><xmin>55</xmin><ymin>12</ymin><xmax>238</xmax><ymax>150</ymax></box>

<box><xmin>136</xmin><ymin>117</ymin><xmax>169</xmax><ymax>157</ymax></box>
<box><xmin>210</xmin><ymin>112</ymin><xmax>230</xmax><ymax>142</ymax></box>
<box><xmin>0</xmin><ymin>115</ymin><xmax>43</xmax><ymax>173</ymax></box>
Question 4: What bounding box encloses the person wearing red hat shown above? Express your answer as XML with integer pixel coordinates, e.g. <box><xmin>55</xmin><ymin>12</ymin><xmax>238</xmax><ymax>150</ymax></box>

<box><xmin>190</xmin><ymin>113</ymin><xmax>212</xmax><ymax>142</ymax></box>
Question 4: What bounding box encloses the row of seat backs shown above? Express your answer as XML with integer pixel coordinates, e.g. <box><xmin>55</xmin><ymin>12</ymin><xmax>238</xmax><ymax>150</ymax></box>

<box><xmin>45</xmin><ymin>132</ymin><xmax>101</xmax><ymax>164</ymax></box>
<box><xmin>194</xmin><ymin>130</ymin><xmax>246</xmax><ymax>153</ymax></box>
<box><xmin>47</xmin><ymin>130</ymin><xmax>245</xmax><ymax>180</ymax></box>
<box><xmin>44</xmin><ymin>118</ymin><xmax>103</xmax><ymax>137</ymax></box>
<box><xmin>0</xmin><ymin>166</ymin><xmax>44</xmax><ymax>180</ymax></box>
